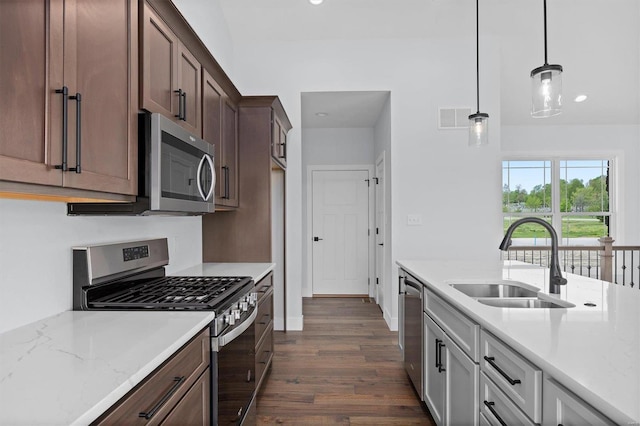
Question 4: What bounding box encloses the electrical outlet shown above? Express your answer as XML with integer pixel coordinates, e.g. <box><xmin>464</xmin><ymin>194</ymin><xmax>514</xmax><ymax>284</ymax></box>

<box><xmin>407</xmin><ymin>214</ymin><xmax>422</xmax><ymax>226</ymax></box>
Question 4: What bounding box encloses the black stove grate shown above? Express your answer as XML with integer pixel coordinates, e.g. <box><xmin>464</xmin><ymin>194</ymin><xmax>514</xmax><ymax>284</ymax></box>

<box><xmin>89</xmin><ymin>276</ymin><xmax>252</xmax><ymax>310</ymax></box>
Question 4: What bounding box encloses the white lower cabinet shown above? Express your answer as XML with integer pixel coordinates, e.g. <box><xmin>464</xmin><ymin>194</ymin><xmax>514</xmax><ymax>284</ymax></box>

<box><xmin>424</xmin><ymin>312</ymin><xmax>479</xmax><ymax>426</ymax></box>
<box><xmin>480</xmin><ymin>372</ymin><xmax>535</xmax><ymax>426</ymax></box>
<box><xmin>543</xmin><ymin>377</ymin><xmax>615</xmax><ymax>426</ymax></box>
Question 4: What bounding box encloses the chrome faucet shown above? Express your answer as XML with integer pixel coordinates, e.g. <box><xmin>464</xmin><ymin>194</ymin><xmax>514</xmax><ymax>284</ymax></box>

<box><xmin>499</xmin><ymin>217</ymin><xmax>567</xmax><ymax>294</ymax></box>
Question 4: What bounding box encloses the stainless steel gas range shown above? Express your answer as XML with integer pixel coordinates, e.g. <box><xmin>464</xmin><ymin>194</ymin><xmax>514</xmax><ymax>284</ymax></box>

<box><xmin>73</xmin><ymin>238</ymin><xmax>257</xmax><ymax>425</ymax></box>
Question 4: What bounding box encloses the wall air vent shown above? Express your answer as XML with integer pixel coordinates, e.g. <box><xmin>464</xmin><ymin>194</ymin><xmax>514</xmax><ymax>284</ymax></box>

<box><xmin>438</xmin><ymin>107</ymin><xmax>472</xmax><ymax>130</ymax></box>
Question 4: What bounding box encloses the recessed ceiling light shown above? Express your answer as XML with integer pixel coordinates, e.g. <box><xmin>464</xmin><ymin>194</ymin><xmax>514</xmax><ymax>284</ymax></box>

<box><xmin>315</xmin><ymin>112</ymin><xmax>328</xmax><ymax>117</ymax></box>
<box><xmin>574</xmin><ymin>95</ymin><xmax>588</xmax><ymax>103</ymax></box>
<box><xmin>309</xmin><ymin>0</ymin><xmax>323</xmax><ymax>5</ymax></box>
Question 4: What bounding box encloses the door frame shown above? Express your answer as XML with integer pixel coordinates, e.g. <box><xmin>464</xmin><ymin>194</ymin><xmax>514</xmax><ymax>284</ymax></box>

<box><xmin>374</xmin><ymin>152</ymin><xmax>386</xmax><ymax>305</ymax></box>
<box><xmin>306</xmin><ymin>165</ymin><xmax>375</xmax><ymax>298</ymax></box>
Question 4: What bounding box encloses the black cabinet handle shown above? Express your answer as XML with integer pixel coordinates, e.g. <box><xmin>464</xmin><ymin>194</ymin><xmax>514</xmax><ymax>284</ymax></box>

<box><xmin>313</xmin><ymin>237</ymin><xmax>323</xmax><ymax>242</ymax></box>
<box><xmin>139</xmin><ymin>376</ymin><xmax>185</xmax><ymax>420</ymax></box>
<box><xmin>434</xmin><ymin>338</ymin><xmax>441</xmax><ymax>368</ymax></box>
<box><xmin>484</xmin><ymin>356</ymin><xmax>521</xmax><ymax>385</ymax></box>
<box><xmin>259</xmin><ymin>350</ymin><xmax>271</xmax><ymax>364</ymax></box>
<box><xmin>55</xmin><ymin>86</ymin><xmax>69</xmax><ymax>171</ymax></box>
<box><xmin>437</xmin><ymin>340</ymin><xmax>446</xmax><ymax>373</ymax></box>
<box><xmin>484</xmin><ymin>401</ymin><xmax>507</xmax><ymax>426</ymax></box>
<box><xmin>69</xmin><ymin>93</ymin><xmax>81</xmax><ymax>173</ymax></box>
<box><xmin>181</xmin><ymin>91</ymin><xmax>187</xmax><ymax>121</ymax></box>
<box><xmin>174</xmin><ymin>89</ymin><xmax>184</xmax><ymax>120</ymax></box>
<box><xmin>224</xmin><ymin>166</ymin><xmax>230</xmax><ymax>199</ymax></box>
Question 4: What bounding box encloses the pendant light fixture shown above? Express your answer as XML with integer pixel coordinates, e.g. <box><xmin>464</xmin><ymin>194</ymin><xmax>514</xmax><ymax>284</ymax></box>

<box><xmin>531</xmin><ymin>0</ymin><xmax>563</xmax><ymax>118</ymax></box>
<box><xmin>468</xmin><ymin>0</ymin><xmax>488</xmax><ymax>147</ymax></box>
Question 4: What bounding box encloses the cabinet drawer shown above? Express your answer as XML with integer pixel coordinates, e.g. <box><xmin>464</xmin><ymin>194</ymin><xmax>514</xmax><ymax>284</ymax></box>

<box><xmin>480</xmin><ymin>372</ymin><xmax>535</xmax><ymax>426</ymax></box>
<box><xmin>95</xmin><ymin>328</ymin><xmax>210</xmax><ymax>425</ymax></box>
<box><xmin>161</xmin><ymin>368</ymin><xmax>210</xmax><ymax>425</ymax></box>
<box><xmin>425</xmin><ymin>289</ymin><xmax>479</xmax><ymax>362</ymax></box>
<box><xmin>543</xmin><ymin>377</ymin><xmax>615</xmax><ymax>426</ymax></box>
<box><xmin>255</xmin><ymin>321</ymin><xmax>274</xmax><ymax>391</ymax></box>
<box><xmin>255</xmin><ymin>272</ymin><xmax>273</xmax><ymax>305</ymax></box>
<box><xmin>480</xmin><ymin>330</ymin><xmax>541</xmax><ymax>423</ymax></box>
<box><xmin>255</xmin><ymin>286</ymin><xmax>274</xmax><ymax>343</ymax></box>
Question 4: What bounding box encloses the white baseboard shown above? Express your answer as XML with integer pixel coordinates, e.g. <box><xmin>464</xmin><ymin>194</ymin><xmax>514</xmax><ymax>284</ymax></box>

<box><xmin>384</xmin><ymin>310</ymin><xmax>398</xmax><ymax>331</ymax></box>
<box><xmin>274</xmin><ymin>315</ymin><xmax>304</xmax><ymax>331</ymax></box>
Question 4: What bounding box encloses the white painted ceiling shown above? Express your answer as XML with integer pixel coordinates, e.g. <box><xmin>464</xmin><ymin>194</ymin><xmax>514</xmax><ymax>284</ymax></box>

<box><xmin>217</xmin><ymin>0</ymin><xmax>640</xmax><ymax>127</ymax></box>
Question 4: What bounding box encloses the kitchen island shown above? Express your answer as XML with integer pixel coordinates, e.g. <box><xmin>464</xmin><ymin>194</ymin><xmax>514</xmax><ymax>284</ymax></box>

<box><xmin>398</xmin><ymin>259</ymin><xmax>639</xmax><ymax>424</ymax></box>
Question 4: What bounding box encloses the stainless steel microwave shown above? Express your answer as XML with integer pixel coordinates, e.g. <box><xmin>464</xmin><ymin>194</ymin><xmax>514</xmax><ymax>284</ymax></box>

<box><xmin>67</xmin><ymin>113</ymin><xmax>216</xmax><ymax>215</ymax></box>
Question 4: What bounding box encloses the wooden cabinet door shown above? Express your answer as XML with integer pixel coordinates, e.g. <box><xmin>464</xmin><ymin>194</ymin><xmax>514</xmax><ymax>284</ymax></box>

<box><xmin>176</xmin><ymin>43</ymin><xmax>201</xmax><ymax>135</ymax></box>
<box><xmin>141</xmin><ymin>2</ymin><xmax>178</xmax><ymax>119</ymax></box>
<box><xmin>202</xmin><ymin>69</ymin><xmax>224</xmax><ymax>204</ymax></box>
<box><xmin>161</xmin><ymin>370</ymin><xmax>210</xmax><ymax>426</ymax></box>
<box><xmin>62</xmin><ymin>0</ymin><xmax>137</xmax><ymax>195</ymax></box>
<box><xmin>0</xmin><ymin>0</ymin><xmax>63</xmax><ymax>187</ymax></box>
<box><xmin>221</xmin><ymin>99</ymin><xmax>239</xmax><ymax>207</ymax></box>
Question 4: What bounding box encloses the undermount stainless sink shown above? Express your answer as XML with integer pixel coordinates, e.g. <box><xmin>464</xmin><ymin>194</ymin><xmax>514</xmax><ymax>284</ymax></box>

<box><xmin>447</xmin><ymin>281</ymin><xmax>575</xmax><ymax>309</ymax></box>
<box><xmin>448</xmin><ymin>282</ymin><xmax>539</xmax><ymax>298</ymax></box>
<box><xmin>477</xmin><ymin>298</ymin><xmax>575</xmax><ymax>309</ymax></box>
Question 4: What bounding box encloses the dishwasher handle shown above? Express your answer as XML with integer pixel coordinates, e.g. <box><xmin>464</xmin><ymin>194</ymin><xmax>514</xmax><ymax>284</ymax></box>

<box><xmin>403</xmin><ymin>279</ymin><xmax>423</xmax><ymax>298</ymax></box>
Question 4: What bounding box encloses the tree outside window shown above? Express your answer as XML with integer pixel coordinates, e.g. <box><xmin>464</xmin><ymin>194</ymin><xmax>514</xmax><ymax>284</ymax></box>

<box><xmin>502</xmin><ymin>159</ymin><xmax>611</xmax><ymax>245</ymax></box>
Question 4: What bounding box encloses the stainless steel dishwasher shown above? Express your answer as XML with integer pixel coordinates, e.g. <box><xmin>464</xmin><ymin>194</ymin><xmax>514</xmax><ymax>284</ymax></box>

<box><xmin>400</xmin><ymin>272</ymin><xmax>423</xmax><ymax>399</ymax></box>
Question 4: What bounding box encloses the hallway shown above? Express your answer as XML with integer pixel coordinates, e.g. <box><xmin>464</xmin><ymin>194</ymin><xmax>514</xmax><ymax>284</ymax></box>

<box><xmin>257</xmin><ymin>297</ymin><xmax>435</xmax><ymax>425</ymax></box>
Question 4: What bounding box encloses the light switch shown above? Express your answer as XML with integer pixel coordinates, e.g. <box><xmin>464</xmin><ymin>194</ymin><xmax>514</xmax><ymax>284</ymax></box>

<box><xmin>407</xmin><ymin>214</ymin><xmax>422</xmax><ymax>226</ymax></box>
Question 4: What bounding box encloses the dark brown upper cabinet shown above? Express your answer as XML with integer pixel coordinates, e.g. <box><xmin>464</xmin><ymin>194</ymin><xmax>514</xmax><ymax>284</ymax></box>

<box><xmin>141</xmin><ymin>2</ymin><xmax>201</xmax><ymax>136</ymax></box>
<box><xmin>0</xmin><ymin>0</ymin><xmax>138</xmax><ymax>196</ymax></box>
<box><xmin>203</xmin><ymin>69</ymin><xmax>238</xmax><ymax>209</ymax></box>
<box><xmin>271</xmin><ymin>113</ymin><xmax>288</xmax><ymax>169</ymax></box>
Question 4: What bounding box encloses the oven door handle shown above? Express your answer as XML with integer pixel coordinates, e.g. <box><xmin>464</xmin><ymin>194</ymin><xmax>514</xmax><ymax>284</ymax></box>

<box><xmin>213</xmin><ymin>308</ymin><xmax>257</xmax><ymax>350</ymax></box>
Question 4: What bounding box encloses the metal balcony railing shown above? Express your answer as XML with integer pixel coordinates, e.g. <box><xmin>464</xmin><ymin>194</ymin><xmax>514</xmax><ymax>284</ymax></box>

<box><xmin>502</xmin><ymin>237</ymin><xmax>639</xmax><ymax>289</ymax></box>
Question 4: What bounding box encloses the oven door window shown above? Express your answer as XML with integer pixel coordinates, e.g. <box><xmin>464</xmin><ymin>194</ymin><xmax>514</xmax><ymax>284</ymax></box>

<box><xmin>160</xmin><ymin>131</ymin><xmax>214</xmax><ymax>202</ymax></box>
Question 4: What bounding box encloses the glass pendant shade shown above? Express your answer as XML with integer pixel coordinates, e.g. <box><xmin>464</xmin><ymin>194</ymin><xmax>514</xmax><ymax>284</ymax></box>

<box><xmin>531</xmin><ymin>64</ymin><xmax>563</xmax><ymax>117</ymax></box>
<box><xmin>468</xmin><ymin>112</ymin><xmax>489</xmax><ymax>147</ymax></box>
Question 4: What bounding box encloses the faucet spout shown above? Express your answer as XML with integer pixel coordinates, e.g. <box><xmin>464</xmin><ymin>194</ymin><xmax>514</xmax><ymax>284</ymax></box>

<box><xmin>499</xmin><ymin>217</ymin><xmax>567</xmax><ymax>294</ymax></box>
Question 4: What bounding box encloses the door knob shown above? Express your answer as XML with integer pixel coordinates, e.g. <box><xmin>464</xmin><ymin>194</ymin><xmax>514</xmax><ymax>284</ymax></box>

<box><xmin>313</xmin><ymin>237</ymin><xmax>323</xmax><ymax>242</ymax></box>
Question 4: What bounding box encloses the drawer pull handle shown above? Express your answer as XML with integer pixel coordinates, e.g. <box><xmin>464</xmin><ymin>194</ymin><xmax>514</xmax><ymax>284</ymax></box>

<box><xmin>259</xmin><ymin>350</ymin><xmax>271</xmax><ymax>364</ymax></box>
<box><xmin>484</xmin><ymin>401</ymin><xmax>507</xmax><ymax>426</ymax></box>
<box><xmin>139</xmin><ymin>376</ymin><xmax>185</xmax><ymax>420</ymax></box>
<box><xmin>259</xmin><ymin>314</ymin><xmax>271</xmax><ymax>325</ymax></box>
<box><xmin>484</xmin><ymin>356</ymin><xmax>521</xmax><ymax>385</ymax></box>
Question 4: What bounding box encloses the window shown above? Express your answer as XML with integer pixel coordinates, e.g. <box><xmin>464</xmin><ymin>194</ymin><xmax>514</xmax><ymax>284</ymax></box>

<box><xmin>502</xmin><ymin>159</ymin><xmax>611</xmax><ymax>245</ymax></box>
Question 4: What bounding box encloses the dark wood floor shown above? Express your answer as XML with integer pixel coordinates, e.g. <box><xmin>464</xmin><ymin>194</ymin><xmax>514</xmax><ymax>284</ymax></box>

<box><xmin>256</xmin><ymin>297</ymin><xmax>435</xmax><ymax>425</ymax></box>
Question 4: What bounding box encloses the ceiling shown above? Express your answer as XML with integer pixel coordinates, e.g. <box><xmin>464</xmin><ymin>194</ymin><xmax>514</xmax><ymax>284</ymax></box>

<box><xmin>216</xmin><ymin>0</ymin><xmax>640</xmax><ymax>127</ymax></box>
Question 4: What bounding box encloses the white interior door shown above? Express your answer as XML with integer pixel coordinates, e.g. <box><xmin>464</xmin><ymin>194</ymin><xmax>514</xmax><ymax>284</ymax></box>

<box><xmin>375</xmin><ymin>157</ymin><xmax>385</xmax><ymax>305</ymax></box>
<box><xmin>312</xmin><ymin>170</ymin><xmax>369</xmax><ymax>295</ymax></box>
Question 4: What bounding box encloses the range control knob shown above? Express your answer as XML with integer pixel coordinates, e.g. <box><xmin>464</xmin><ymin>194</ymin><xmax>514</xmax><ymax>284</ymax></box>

<box><xmin>233</xmin><ymin>309</ymin><xmax>241</xmax><ymax>320</ymax></box>
<box><xmin>241</xmin><ymin>301</ymin><xmax>249</xmax><ymax>312</ymax></box>
<box><xmin>227</xmin><ymin>314</ymin><xmax>235</xmax><ymax>326</ymax></box>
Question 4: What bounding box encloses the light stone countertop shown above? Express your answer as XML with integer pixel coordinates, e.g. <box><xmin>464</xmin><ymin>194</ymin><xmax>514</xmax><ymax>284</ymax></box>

<box><xmin>0</xmin><ymin>262</ymin><xmax>274</xmax><ymax>425</ymax></box>
<box><xmin>397</xmin><ymin>259</ymin><xmax>640</xmax><ymax>424</ymax></box>
<box><xmin>0</xmin><ymin>311</ymin><xmax>214</xmax><ymax>425</ymax></box>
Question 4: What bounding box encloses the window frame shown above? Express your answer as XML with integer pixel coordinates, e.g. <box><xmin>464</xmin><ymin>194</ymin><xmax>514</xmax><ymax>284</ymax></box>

<box><xmin>502</xmin><ymin>157</ymin><xmax>615</xmax><ymax>245</ymax></box>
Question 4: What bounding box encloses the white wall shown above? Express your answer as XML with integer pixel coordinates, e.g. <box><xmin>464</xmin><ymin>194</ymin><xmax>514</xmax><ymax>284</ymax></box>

<box><xmin>227</xmin><ymin>36</ymin><xmax>503</xmax><ymax>330</ymax></box>
<box><xmin>172</xmin><ymin>0</ymin><xmax>235</xmax><ymax>79</ymax></box>
<box><xmin>301</xmin><ymin>127</ymin><xmax>376</xmax><ymax>298</ymax></box>
<box><xmin>502</xmin><ymin>125</ymin><xmax>640</xmax><ymax>243</ymax></box>
<box><xmin>0</xmin><ymin>198</ymin><xmax>202</xmax><ymax>333</ymax></box>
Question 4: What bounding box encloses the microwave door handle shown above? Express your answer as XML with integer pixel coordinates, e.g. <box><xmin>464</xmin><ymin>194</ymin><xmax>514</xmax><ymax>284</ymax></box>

<box><xmin>203</xmin><ymin>154</ymin><xmax>215</xmax><ymax>201</ymax></box>
<box><xmin>196</xmin><ymin>155</ymin><xmax>207</xmax><ymax>201</ymax></box>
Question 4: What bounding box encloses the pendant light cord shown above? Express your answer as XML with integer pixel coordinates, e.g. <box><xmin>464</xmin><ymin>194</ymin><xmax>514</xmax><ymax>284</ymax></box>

<box><xmin>543</xmin><ymin>0</ymin><xmax>548</xmax><ymax>65</ymax></box>
<box><xmin>475</xmin><ymin>0</ymin><xmax>480</xmax><ymax>113</ymax></box>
